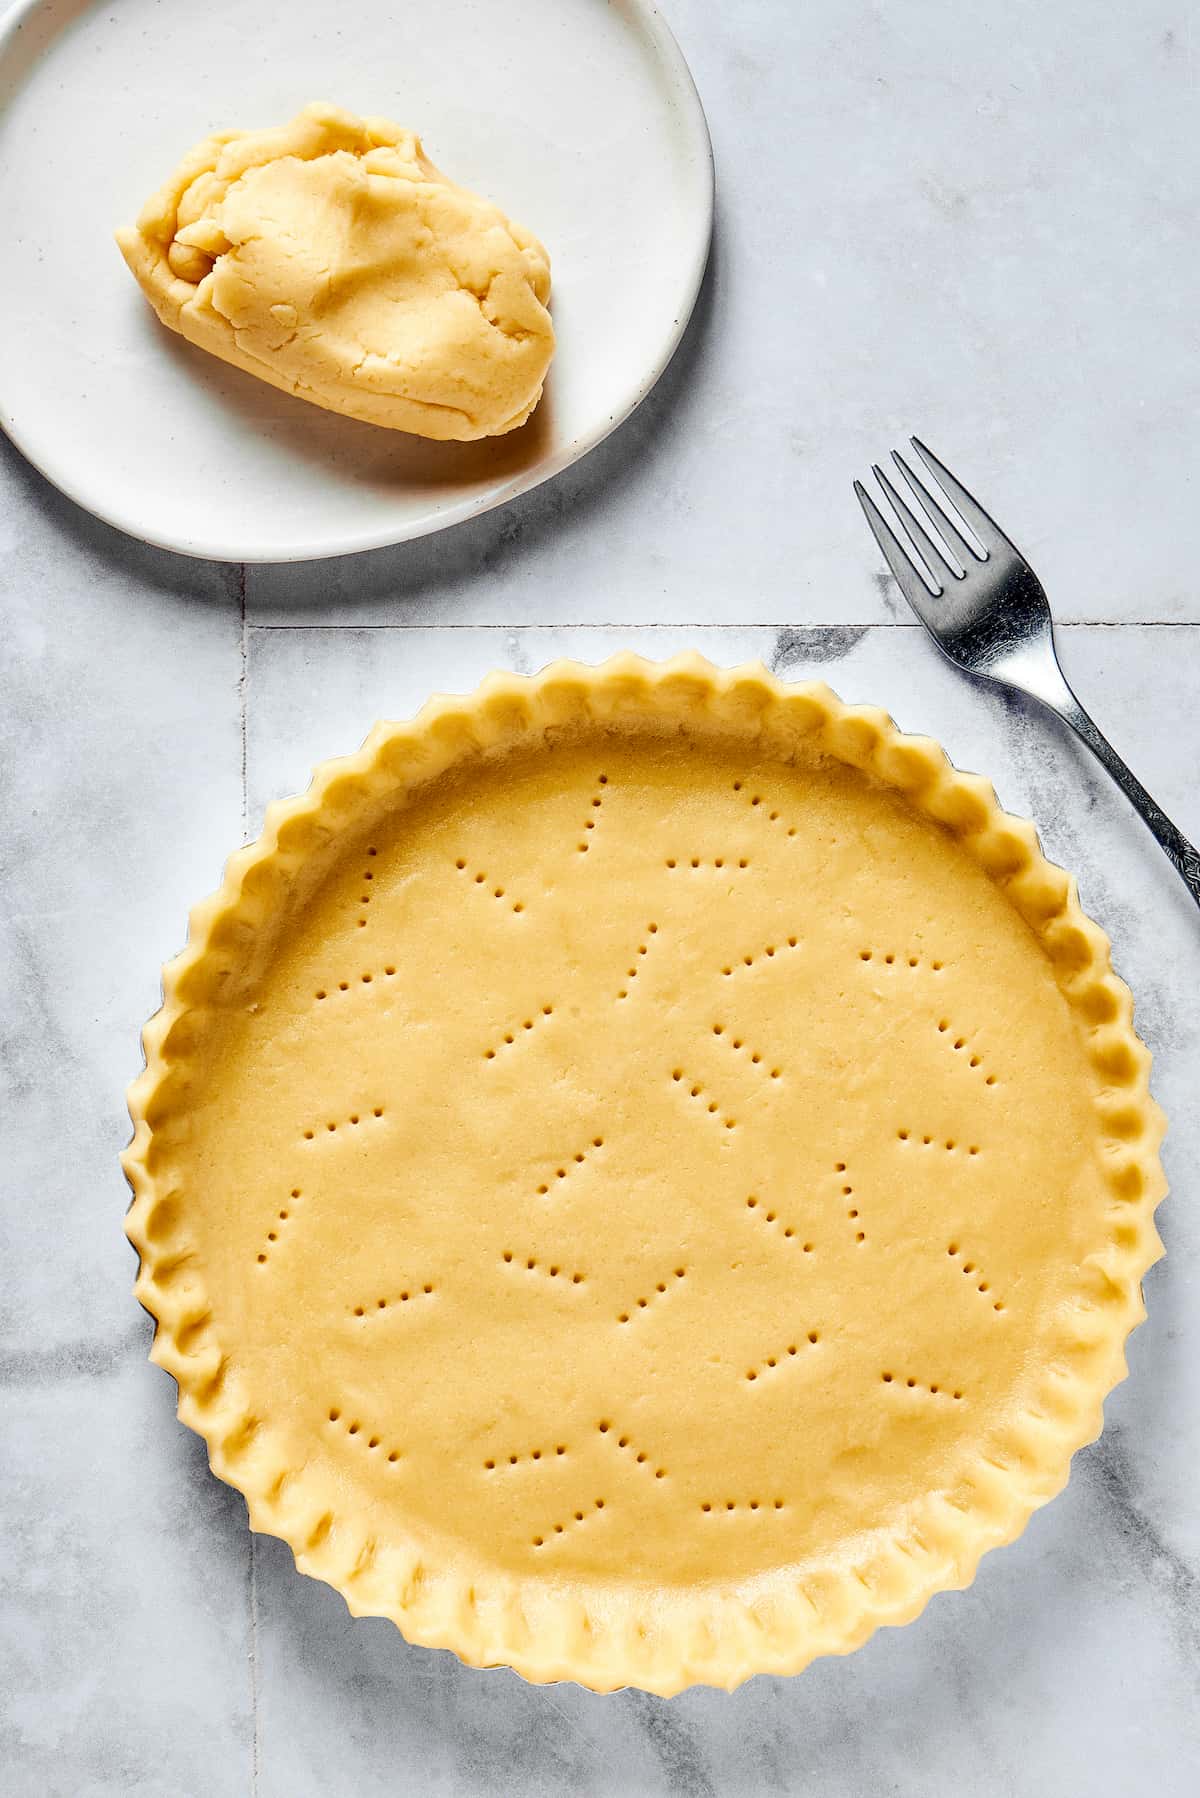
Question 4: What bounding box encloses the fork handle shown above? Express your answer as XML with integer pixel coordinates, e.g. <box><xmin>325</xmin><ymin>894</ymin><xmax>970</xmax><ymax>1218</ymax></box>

<box><xmin>1037</xmin><ymin>662</ymin><xmax>1200</xmax><ymax>907</ymax></box>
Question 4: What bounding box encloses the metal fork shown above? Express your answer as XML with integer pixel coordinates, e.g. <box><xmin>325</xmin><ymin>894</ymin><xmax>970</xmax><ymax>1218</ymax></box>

<box><xmin>855</xmin><ymin>439</ymin><xmax>1200</xmax><ymax>907</ymax></box>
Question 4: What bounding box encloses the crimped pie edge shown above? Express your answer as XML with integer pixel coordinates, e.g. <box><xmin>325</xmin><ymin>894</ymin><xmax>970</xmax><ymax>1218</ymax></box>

<box><xmin>122</xmin><ymin>653</ymin><xmax>1166</xmax><ymax>1696</ymax></box>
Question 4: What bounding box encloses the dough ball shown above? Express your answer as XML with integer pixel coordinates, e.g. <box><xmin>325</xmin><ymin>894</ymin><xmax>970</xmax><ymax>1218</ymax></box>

<box><xmin>116</xmin><ymin>103</ymin><xmax>555</xmax><ymax>440</ymax></box>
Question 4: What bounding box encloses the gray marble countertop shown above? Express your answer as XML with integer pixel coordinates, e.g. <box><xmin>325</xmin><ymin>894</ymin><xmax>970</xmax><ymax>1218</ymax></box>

<box><xmin>3</xmin><ymin>2</ymin><xmax>1198</xmax><ymax>1793</ymax></box>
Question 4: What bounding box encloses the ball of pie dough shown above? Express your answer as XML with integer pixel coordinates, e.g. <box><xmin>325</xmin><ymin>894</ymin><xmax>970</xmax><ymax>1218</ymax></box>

<box><xmin>116</xmin><ymin>103</ymin><xmax>555</xmax><ymax>440</ymax></box>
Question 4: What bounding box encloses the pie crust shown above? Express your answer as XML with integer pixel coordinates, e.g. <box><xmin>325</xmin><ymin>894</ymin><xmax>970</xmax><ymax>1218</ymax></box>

<box><xmin>123</xmin><ymin>655</ymin><xmax>1166</xmax><ymax>1695</ymax></box>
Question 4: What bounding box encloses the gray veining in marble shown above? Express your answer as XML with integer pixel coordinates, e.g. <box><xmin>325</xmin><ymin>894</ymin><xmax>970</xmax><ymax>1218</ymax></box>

<box><xmin>3</xmin><ymin>0</ymin><xmax>1199</xmax><ymax>1792</ymax></box>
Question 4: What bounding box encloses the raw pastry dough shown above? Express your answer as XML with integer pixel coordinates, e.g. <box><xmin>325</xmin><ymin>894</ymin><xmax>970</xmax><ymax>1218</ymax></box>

<box><xmin>124</xmin><ymin>657</ymin><xmax>1165</xmax><ymax>1695</ymax></box>
<box><xmin>116</xmin><ymin>103</ymin><xmax>554</xmax><ymax>440</ymax></box>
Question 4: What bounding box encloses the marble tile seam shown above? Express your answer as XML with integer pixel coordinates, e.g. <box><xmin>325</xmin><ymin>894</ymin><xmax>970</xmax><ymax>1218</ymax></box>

<box><xmin>249</xmin><ymin>1531</ymin><xmax>260</xmax><ymax>1797</ymax></box>
<box><xmin>239</xmin><ymin>558</ymin><xmax>260</xmax><ymax>1798</ymax></box>
<box><xmin>241</xmin><ymin>620</ymin><xmax>1200</xmax><ymax>632</ymax></box>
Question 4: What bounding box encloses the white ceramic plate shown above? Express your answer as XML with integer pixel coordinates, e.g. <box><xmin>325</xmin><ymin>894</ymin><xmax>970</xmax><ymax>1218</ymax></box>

<box><xmin>0</xmin><ymin>0</ymin><xmax>711</xmax><ymax>562</ymax></box>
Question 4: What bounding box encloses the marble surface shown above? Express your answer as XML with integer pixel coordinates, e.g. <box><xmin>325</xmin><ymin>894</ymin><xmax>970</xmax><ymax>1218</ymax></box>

<box><xmin>2</xmin><ymin>1</ymin><xmax>1199</xmax><ymax>1792</ymax></box>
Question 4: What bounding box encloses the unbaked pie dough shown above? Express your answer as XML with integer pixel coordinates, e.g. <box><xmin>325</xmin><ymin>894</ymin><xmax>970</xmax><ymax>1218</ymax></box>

<box><xmin>116</xmin><ymin>103</ymin><xmax>554</xmax><ymax>440</ymax></box>
<box><xmin>124</xmin><ymin>657</ymin><xmax>1164</xmax><ymax>1693</ymax></box>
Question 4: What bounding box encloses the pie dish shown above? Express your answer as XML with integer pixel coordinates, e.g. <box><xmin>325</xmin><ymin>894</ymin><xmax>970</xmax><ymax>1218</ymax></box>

<box><xmin>123</xmin><ymin>654</ymin><xmax>1166</xmax><ymax>1695</ymax></box>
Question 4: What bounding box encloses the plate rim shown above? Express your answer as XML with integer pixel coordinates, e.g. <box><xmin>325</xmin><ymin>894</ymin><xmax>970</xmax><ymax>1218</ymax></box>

<box><xmin>0</xmin><ymin>0</ymin><xmax>714</xmax><ymax>564</ymax></box>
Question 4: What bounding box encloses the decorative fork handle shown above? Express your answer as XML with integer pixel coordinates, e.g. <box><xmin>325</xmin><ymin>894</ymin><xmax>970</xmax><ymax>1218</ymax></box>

<box><xmin>1035</xmin><ymin>658</ymin><xmax>1200</xmax><ymax>907</ymax></box>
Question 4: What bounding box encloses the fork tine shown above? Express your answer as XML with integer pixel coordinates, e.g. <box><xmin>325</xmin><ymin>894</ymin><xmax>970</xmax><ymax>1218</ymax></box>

<box><xmin>871</xmin><ymin>461</ymin><xmax>961</xmax><ymax>587</ymax></box>
<box><xmin>910</xmin><ymin>438</ymin><xmax>1015</xmax><ymax>557</ymax></box>
<box><xmin>853</xmin><ymin>479</ymin><xmax>941</xmax><ymax>604</ymax></box>
<box><xmin>890</xmin><ymin>450</ymin><xmax>979</xmax><ymax>568</ymax></box>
